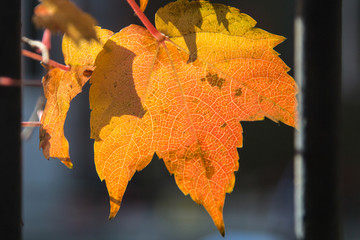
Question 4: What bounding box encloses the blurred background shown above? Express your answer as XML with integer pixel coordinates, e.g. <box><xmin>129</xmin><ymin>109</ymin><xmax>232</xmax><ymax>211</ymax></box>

<box><xmin>21</xmin><ymin>0</ymin><xmax>359</xmax><ymax>239</ymax></box>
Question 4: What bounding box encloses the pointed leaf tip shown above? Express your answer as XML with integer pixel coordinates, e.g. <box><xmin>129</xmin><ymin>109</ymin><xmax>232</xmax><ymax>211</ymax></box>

<box><xmin>220</xmin><ymin>227</ymin><xmax>225</xmax><ymax>237</ymax></box>
<box><xmin>108</xmin><ymin>195</ymin><xmax>122</xmax><ymax>220</ymax></box>
<box><xmin>60</xmin><ymin>158</ymin><xmax>73</xmax><ymax>169</ymax></box>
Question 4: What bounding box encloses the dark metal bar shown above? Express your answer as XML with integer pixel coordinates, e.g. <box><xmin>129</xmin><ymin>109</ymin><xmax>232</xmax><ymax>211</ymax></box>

<box><xmin>0</xmin><ymin>0</ymin><xmax>22</xmax><ymax>239</ymax></box>
<box><xmin>294</xmin><ymin>0</ymin><xmax>342</xmax><ymax>239</ymax></box>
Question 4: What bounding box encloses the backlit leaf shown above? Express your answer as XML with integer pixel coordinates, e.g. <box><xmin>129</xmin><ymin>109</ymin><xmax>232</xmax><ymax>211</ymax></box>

<box><xmin>40</xmin><ymin>66</ymin><xmax>92</xmax><ymax>168</ymax></box>
<box><xmin>140</xmin><ymin>0</ymin><xmax>149</xmax><ymax>12</ymax></box>
<box><xmin>62</xmin><ymin>26</ymin><xmax>114</xmax><ymax>66</ymax></box>
<box><xmin>90</xmin><ymin>0</ymin><xmax>296</xmax><ymax>234</ymax></box>
<box><xmin>40</xmin><ymin>27</ymin><xmax>113</xmax><ymax>168</ymax></box>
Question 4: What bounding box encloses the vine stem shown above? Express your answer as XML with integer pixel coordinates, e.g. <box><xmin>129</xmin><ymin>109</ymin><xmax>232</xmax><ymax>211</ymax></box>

<box><xmin>126</xmin><ymin>0</ymin><xmax>166</xmax><ymax>42</ymax></box>
<box><xmin>22</xmin><ymin>49</ymin><xmax>70</xmax><ymax>71</ymax></box>
<box><xmin>21</xmin><ymin>121</ymin><xmax>41</xmax><ymax>127</ymax></box>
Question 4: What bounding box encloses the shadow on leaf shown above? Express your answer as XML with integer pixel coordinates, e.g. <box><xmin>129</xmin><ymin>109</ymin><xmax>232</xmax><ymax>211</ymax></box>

<box><xmin>156</xmin><ymin>0</ymin><xmax>231</xmax><ymax>63</ymax></box>
<box><xmin>90</xmin><ymin>39</ymin><xmax>146</xmax><ymax>141</ymax></box>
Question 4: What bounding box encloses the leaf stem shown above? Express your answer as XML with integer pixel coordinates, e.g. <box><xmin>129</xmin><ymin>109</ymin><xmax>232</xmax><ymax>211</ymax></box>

<box><xmin>22</xmin><ymin>36</ymin><xmax>49</xmax><ymax>64</ymax></box>
<box><xmin>21</xmin><ymin>121</ymin><xmax>41</xmax><ymax>127</ymax></box>
<box><xmin>41</xmin><ymin>29</ymin><xmax>52</xmax><ymax>51</ymax></box>
<box><xmin>126</xmin><ymin>0</ymin><xmax>166</xmax><ymax>42</ymax></box>
<box><xmin>22</xmin><ymin>49</ymin><xmax>70</xmax><ymax>71</ymax></box>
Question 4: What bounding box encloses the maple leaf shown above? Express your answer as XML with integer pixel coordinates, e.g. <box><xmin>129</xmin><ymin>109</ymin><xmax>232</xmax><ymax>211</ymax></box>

<box><xmin>90</xmin><ymin>0</ymin><xmax>297</xmax><ymax>235</ymax></box>
<box><xmin>33</xmin><ymin>0</ymin><xmax>98</xmax><ymax>43</ymax></box>
<box><xmin>40</xmin><ymin>27</ymin><xmax>113</xmax><ymax>168</ymax></box>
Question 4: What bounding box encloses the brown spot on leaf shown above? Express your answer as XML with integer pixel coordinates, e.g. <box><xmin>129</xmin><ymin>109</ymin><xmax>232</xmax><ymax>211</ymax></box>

<box><xmin>201</xmin><ymin>73</ymin><xmax>225</xmax><ymax>89</ymax></box>
<box><xmin>39</xmin><ymin>126</ymin><xmax>73</xmax><ymax>168</ymax></box>
<box><xmin>39</xmin><ymin>126</ymin><xmax>51</xmax><ymax>159</ymax></box>
<box><xmin>186</xmin><ymin>147</ymin><xmax>215</xmax><ymax>179</ymax></box>
<box><xmin>167</xmin><ymin>148</ymin><xmax>215</xmax><ymax>180</ymax></box>
<box><xmin>83</xmin><ymin>69</ymin><xmax>93</xmax><ymax>77</ymax></box>
<box><xmin>234</xmin><ymin>88</ymin><xmax>242</xmax><ymax>97</ymax></box>
<box><xmin>220</xmin><ymin>123</ymin><xmax>227</xmax><ymax>128</ymax></box>
<box><xmin>109</xmin><ymin>196</ymin><xmax>121</xmax><ymax>208</ymax></box>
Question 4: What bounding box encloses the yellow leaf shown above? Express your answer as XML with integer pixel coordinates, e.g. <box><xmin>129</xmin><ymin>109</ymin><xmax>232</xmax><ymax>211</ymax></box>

<box><xmin>40</xmin><ymin>27</ymin><xmax>113</xmax><ymax>168</ymax></box>
<box><xmin>33</xmin><ymin>0</ymin><xmax>98</xmax><ymax>43</ymax></box>
<box><xmin>40</xmin><ymin>66</ymin><xmax>92</xmax><ymax>168</ymax></box>
<box><xmin>63</xmin><ymin>26</ymin><xmax>114</xmax><ymax>66</ymax></box>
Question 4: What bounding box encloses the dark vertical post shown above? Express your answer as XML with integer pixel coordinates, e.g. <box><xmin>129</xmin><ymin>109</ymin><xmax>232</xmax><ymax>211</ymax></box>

<box><xmin>0</xmin><ymin>1</ymin><xmax>22</xmax><ymax>239</ymax></box>
<box><xmin>294</xmin><ymin>0</ymin><xmax>342</xmax><ymax>239</ymax></box>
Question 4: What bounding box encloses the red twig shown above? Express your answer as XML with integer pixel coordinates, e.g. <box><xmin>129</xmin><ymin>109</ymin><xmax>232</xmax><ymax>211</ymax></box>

<box><xmin>35</xmin><ymin>29</ymin><xmax>51</xmax><ymax>54</ymax></box>
<box><xmin>0</xmin><ymin>76</ymin><xmax>43</xmax><ymax>87</ymax></box>
<box><xmin>22</xmin><ymin>49</ymin><xmax>70</xmax><ymax>71</ymax></box>
<box><xmin>126</xmin><ymin>0</ymin><xmax>166</xmax><ymax>42</ymax></box>
<box><xmin>41</xmin><ymin>29</ymin><xmax>52</xmax><ymax>51</ymax></box>
<box><xmin>22</xmin><ymin>121</ymin><xmax>41</xmax><ymax>127</ymax></box>
<box><xmin>0</xmin><ymin>76</ymin><xmax>21</xmax><ymax>87</ymax></box>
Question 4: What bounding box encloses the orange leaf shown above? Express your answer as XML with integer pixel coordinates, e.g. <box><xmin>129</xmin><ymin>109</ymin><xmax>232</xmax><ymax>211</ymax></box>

<box><xmin>40</xmin><ymin>66</ymin><xmax>92</xmax><ymax>168</ymax></box>
<box><xmin>40</xmin><ymin>27</ymin><xmax>113</xmax><ymax>168</ymax></box>
<box><xmin>140</xmin><ymin>0</ymin><xmax>149</xmax><ymax>12</ymax></box>
<box><xmin>90</xmin><ymin>0</ymin><xmax>297</xmax><ymax>235</ymax></box>
<box><xmin>33</xmin><ymin>0</ymin><xmax>98</xmax><ymax>43</ymax></box>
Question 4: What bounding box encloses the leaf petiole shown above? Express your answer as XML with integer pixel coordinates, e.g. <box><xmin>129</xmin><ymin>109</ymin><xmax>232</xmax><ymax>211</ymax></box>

<box><xmin>22</xmin><ymin>49</ymin><xmax>70</xmax><ymax>71</ymax></box>
<box><xmin>126</xmin><ymin>0</ymin><xmax>166</xmax><ymax>42</ymax></box>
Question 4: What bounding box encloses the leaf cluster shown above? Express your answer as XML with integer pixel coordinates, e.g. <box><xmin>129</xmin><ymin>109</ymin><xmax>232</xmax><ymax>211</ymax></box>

<box><xmin>30</xmin><ymin>0</ymin><xmax>297</xmax><ymax>235</ymax></box>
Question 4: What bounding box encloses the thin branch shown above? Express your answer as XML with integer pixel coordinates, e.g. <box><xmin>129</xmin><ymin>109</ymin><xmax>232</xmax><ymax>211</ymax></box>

<box><xmin>21</xmin><ymin>97</ymin><xmax>45</xmax><ymax>139</ymax></box>
<box><xmin>0</xmin><ymin>77</ymin><xmax>43</xmax><ymax>87</ymax></box>
<box><xmin>126</xmin><ymin>0</ymin><xmax>166</xmax><ymax>42</ymax></box>
<box><xmin>22</xmin><ymin>49</ymin><xmax>70</xmax><ymax>71</ymax></box>
<box><xmin>22</xmin><ymin>36</ymin><xmax>49</xmax><ymax>64</ymax></box>
<box><xmin>21</xmin><ymin>121</ymin><xmax>42</xmax><ymax>127</ymax></box>
<box><xmin>41</xmin><ymin>29</ymin><xmax>52</xmax><ymax>51</ymax></box>
<box><xmin>0</xmin><ymin>76</ymin><xmax>21</xmax><ymax>87</ymax></box>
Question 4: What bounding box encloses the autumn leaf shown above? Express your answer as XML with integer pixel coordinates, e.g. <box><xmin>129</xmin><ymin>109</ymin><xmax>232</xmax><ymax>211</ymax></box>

<box><xmin>40</xmin><ymin>67</ymin><xmax>91</xmax><ymax>168</ymax></box>
<box><xmin>40</xmin><ymin>27</ymin><xmax>113</xmax><ymax>168</ymax></box>
<box><xmin>62</xmin><ymin>27</ymin><xmax>114</xmax><ymax>66</ymax></box>
<box><xmin>33</xmin><ymin>0</ymin><xmax>98</xmax><ymax>43</ymax></box>
<box><xmin>140</xmin><ymin>0</ymin><xmax>149</xmax><ymax>12</ymax></box>
<box><xmin>90</xmin><ymin>0</ymin><xmax>297</xmax><ymax>235</ymax></box>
